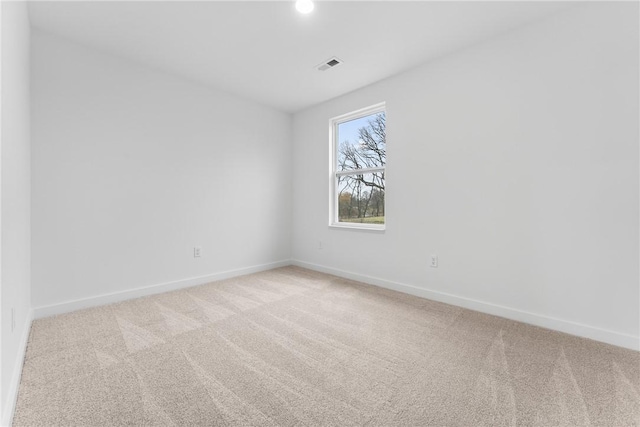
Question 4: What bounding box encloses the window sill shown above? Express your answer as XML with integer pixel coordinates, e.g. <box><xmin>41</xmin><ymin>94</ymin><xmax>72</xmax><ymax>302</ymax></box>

<box><xmin>329</xmin><ymin>223</ymin><xmax>386</xmax><ymax>232</ymax></box>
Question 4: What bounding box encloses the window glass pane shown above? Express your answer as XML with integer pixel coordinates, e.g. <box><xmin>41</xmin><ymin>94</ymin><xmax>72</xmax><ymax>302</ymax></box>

<box><xmin>337</xmin><ymin>172</ymin><xmax>385</xmax><ymax>224</ymax></box>
<box><xmin>336</xmin><ymin>112</ymin><xmax>386</xmax><ymax>172</ymax></box>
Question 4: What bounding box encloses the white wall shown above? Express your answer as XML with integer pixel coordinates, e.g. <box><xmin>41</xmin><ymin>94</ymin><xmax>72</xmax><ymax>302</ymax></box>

<box><xmin>292</xmin><ymin>3</ymin><xmax>639</xmax><ymax>349</ymax></box>
<box><xmin>31</xmin><ymin>31</ymin><xmax>292</xmax><ymax>309</ymax></box>
<box><xmin>1</xmin><ymin>1</ymin><xmax>32</xmax><ymax>422</ymax></box>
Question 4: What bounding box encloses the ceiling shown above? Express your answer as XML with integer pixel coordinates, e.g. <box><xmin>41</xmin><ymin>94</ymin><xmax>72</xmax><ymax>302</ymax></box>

<box><xmin>28</xmin><ymin>1</ymin><xmax>573</xmax><ymax>113</ymax></box>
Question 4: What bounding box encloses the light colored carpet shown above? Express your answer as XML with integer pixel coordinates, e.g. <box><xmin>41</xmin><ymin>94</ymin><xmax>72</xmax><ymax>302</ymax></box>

<box><xmin>13</xmin><ymin>266</ymin><xmax>640</xmax><ymax>426</ymax></box>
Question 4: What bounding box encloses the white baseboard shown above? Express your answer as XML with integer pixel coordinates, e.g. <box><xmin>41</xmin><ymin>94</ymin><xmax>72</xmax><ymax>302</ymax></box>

<box><xmin>292</xmin><ymin>259</ymin><xmax>639</xmax><ymax>351</ymax></box>
<box><xmin>33</xmin><ymin>260</ymin><xmax>292</xmax><ymax>319</ymax></box>
<box><xmin>30</xmin><ymin>258</ymin><xmax>640</xmax><ymax>350</ymax></box>
<box><xmin>2</xmin><ymin>309</ymin><xmax>34</xmax><ymax>427</ymax></box>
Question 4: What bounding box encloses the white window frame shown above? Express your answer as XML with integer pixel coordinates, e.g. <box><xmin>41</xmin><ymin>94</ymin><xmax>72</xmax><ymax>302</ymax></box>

<box><xmin>329</xmin><ymin>102</ymin><xmax>386</xmax><ymax>231</ymax></box>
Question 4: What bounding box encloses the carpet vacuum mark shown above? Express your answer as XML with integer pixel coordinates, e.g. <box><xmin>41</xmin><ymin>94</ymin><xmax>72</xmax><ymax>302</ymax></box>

<box><xmin>13</xmin><ymin>267</ymin><xmax>640</xmax><ymax>426</ymax></box>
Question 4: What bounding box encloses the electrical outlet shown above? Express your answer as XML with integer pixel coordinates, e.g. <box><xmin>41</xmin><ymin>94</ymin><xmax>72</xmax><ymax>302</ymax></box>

<box><xmin>11</xmin><ymin>308</ymin><xmax>15</xmax><ymax>333</ymax></box>
<box><xmin>318</xmin><ymin>240</ymin><xmax>323</xmax><ymax>250</ymax></box>
<box><xmin>194</xmin><ymin>246</ymin><xmax>202</xmax><ymax>258</ymax></box>
<box><xmin>430</xmin><ymin>255</ymin><xmax>438</xmax><ymax>268</ymax></box>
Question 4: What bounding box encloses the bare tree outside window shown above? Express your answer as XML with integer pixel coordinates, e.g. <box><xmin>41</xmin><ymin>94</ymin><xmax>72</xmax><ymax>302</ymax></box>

<box><xmin>335</xmin><ymin>110</ymin><xmax>386</xmax><ymax>225</ymax></box>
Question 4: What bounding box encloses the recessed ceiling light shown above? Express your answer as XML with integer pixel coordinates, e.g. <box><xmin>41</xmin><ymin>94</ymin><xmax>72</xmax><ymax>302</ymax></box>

<box><xmin>295</xmin><ymin>0</ymin><xmax>314</xmax><ymax>14</ymax></box>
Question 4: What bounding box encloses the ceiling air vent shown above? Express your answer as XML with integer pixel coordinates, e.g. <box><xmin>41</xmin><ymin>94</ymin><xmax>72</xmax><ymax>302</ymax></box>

<box><xmin>317</xmin><ymin>57</ymin><xmax>343</xmax><ymax>71</ymax></box>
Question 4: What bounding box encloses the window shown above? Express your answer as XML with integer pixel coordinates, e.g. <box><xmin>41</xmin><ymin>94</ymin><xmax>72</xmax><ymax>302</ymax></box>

<box><xmin>330</xmin><ymin>103</ymin><xmax>386</xmax><ymax>230</ymax></box>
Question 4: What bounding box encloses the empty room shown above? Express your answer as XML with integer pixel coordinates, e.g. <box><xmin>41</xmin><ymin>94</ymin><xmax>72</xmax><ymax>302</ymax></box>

<box><xmin>1</xmin><ymin>0</ymin><xmax>638</xmax><ymax>425</ymax></box>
